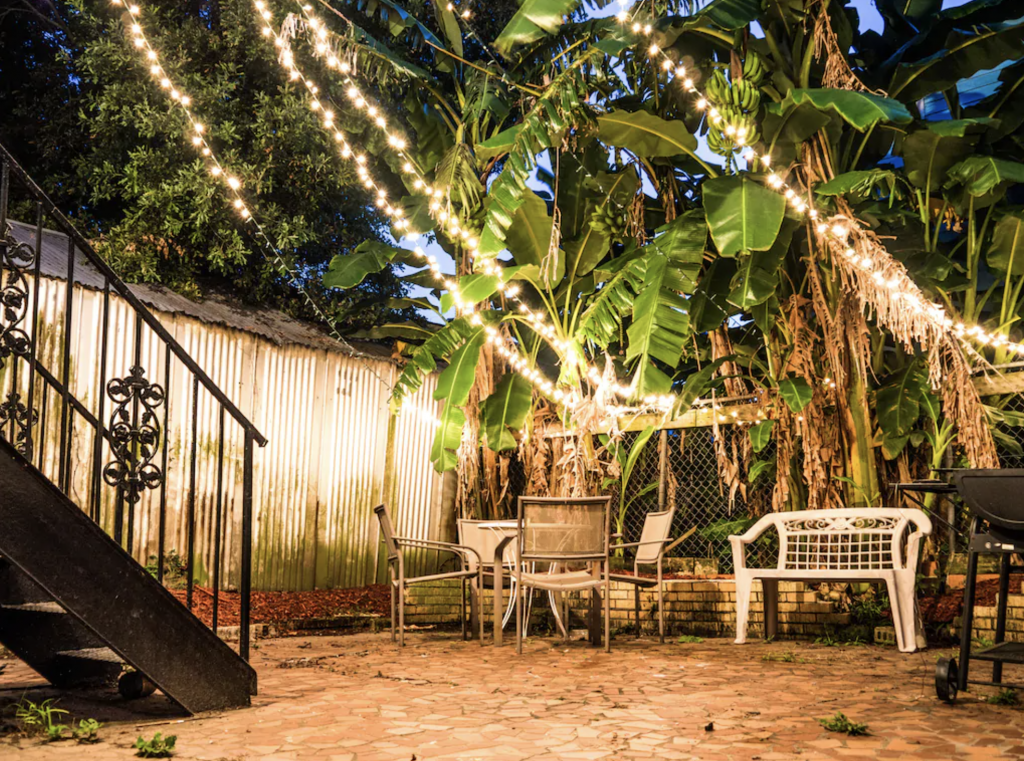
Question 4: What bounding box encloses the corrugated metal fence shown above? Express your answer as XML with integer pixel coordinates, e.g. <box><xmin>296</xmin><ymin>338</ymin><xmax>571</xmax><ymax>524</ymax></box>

<box><xmin>0</xmin><ymin>224</ymin><xmax>452</xmax><ymax>592</ymax></box>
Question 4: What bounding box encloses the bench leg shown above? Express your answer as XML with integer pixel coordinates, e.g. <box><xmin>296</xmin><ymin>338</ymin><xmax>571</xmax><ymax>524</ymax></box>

<box><xmin>885</xmin><ymin>576</ymin><xmax>908</xmax><ymax>653</ymax></box>
<box><xmin>734</xmin><ymin>574</ymin><xmax>753</xmax><ymax>645</ymax></box>
<box><xmin>763</xmin><ymin>579</ymin><xmax>778</xmax><ymax>641</ymax></box>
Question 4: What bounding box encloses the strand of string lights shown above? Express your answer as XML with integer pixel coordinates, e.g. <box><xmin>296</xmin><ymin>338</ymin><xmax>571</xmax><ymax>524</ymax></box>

<box><xmin>253</xmin><ymin>0</ymin><xmax>581</xmax><ymax>410</ymax></box>
<box><xmin>104</xmin><ymin>0</ymin><xmax>415</xmax><ymax>403</ymax></box>
<box><xmin>276</xmin><ymin>2</ymin><xmax>680</xmax><ymax>411</ymax></box>
<box><xmin>612</xmin><ymin>2</ymin><xmax>1024</xmax><ymax>359</ymax></box>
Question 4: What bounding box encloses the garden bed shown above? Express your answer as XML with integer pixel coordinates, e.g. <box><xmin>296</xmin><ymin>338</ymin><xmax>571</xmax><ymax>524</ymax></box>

<box><xmin>170</xmin><ymin>584</ymin><xmax>390</xmax><ymax>628</ymax></box>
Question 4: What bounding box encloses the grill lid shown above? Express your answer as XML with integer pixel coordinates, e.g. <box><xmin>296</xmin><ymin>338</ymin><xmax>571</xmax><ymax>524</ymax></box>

<box><xmin>953</xmin><ymin>469</ymin><xmax>1024</xmax><ymax>534</ymax></box>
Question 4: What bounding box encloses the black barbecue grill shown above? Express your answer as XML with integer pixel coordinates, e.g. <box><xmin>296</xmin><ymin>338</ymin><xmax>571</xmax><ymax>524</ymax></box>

<box><xmin>924</xmin><ymin>469</ymin><xmax>1024</xmax><ymax>702</ymax></box>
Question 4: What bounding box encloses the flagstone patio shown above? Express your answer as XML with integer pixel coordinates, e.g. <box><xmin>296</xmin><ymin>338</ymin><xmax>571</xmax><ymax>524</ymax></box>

<box><xmin>3</xmin><ymin>631</ymin><xmax>1024</xmax><ymax>760</ymax></box>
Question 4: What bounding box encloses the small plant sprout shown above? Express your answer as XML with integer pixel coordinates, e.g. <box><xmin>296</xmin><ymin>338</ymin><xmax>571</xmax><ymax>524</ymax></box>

<box><xmin>14</xmin><ymin>698</ymin><xmax>69</xmax><ymax>741</ymax></box>
<box><xmin>134</xmin><ymin>732</ymin><xmax>177</xmax><ymax>758</ymax></box>
<box><xmin>988</xmin><ymin>689</ymin><xmax>1019</xmax><ymax>706</ymax></box>
<box><xmin>819</xmin><ymin>712</ymin><xmax>869</xmax><ymax>736</ymax></box>
<box><xmin>73</xmin><ymin>718</ymin><xmax>102</xmax><ymax>743</ymax></box>
<box><xmin>676</xmin><ymin>635</ymin><xmax>704</xmax><ymax>644</ymax></box>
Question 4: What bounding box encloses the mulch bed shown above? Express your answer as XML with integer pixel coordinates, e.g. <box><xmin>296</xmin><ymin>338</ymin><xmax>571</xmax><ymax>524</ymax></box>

<box><xmin>170</xmin><ymin>584</ymin><xmax>390</xmax><ymax>628</ymax></box>
<box><xmin>918</xmin><ymin>577</ymin><xmax>1022</xmax><ymax>624</ymax></box>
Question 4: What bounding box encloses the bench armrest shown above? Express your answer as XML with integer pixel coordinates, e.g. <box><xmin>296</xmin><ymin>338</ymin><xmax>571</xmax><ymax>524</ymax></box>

<box><xmin>728</xmin><ymin>515</ymin><xmax>778</xmax><ymax>571</ymax></box>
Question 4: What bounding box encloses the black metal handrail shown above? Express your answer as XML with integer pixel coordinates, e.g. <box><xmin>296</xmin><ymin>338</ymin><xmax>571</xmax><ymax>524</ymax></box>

<box><xmin>0</xmin><ymin>143</ymin><xmax>264</xmax><ymax>660</ymax></box>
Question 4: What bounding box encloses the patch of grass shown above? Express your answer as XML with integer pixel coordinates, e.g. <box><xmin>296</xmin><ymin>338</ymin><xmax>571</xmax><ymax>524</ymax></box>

<box><xmin>14</xmin><ymin>698</ymin><xmax>69</xmax><ymax>741</ymax></box>
<box><xmin>762</xmin><ymin>651</ymin><xmax>801</xmax><ymax>663</ymax></box>
<box><xmin>988</xmin><ymin>689</ymin><xmax>1019</xmax><ymax>706</ymax></box>
<box><xmin>814</xmin><ymin>627</ymin><xmax>866</xmax><ymax>647</ymax></box>
<box><xmin>134</xmin><ymin>732</ymin><xmax>177</xmax><ymax>758</ymax></box>
<box><xmin>676</xmin><ymin>635</ymin><xmax>704</xmax><ymax>644</ymax></box>
<box><xmin>973</xmin><ymin>636</ymin><xmax>995</xmax><ymax>648</ymax></box>
<box><xmin>818</xmin><ymin>711</ymin><xmax>868</xmax><ymax>736</ymax></box>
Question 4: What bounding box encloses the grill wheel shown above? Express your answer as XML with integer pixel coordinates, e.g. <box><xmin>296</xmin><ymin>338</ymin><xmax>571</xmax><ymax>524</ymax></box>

<box><xmin>935</xmin><ymin>657</ymin><xmax>958</xmax><ymax>703</ymax></box>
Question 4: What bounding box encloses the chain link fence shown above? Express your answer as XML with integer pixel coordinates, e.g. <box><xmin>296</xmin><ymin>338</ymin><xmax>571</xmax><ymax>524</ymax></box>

<box><xmin>499</xmin><ymin>415</ymin><xmax>773</xmax><ymax>574</ymax></box>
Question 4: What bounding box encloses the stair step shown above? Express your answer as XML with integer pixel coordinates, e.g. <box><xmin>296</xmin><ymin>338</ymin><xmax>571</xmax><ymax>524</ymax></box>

<box><xmin>55</xmin><ymin>647</ymin><xmax>122</xmax><ymax>664</ymax></box>
<box><xmin>2</xmin><ymin>602</ymin><xmax>65</xmax><ymax>613</ymax></box>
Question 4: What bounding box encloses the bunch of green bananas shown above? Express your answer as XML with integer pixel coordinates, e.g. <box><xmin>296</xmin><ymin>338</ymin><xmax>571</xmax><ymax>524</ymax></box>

<box><xmin>704</xmin><ymin>54</ymin><xmax>765</xmax><ymax>158</ymax></box>
<box><xmin>589</xmin><ymin>203</ymin><xmax>627</xmax><ymax>241</ymax></box>
<box><xmin>742</xmin><ymin>51</ymin><xmax>766</xmax><ymax>87</ymax></box>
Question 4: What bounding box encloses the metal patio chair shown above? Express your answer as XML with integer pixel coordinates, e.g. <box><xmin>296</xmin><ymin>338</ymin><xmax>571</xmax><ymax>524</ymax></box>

<box><xmin>374</xmin><ymin>504</ymin><xmax>484</xmax><ymax>647</ymax></box>
<box><xmin>609</xmin><ymin>508</ymin><xmax>692</xmax><ymax>643</ymax></box>
<box><xmin>512</xmin><ymin>496</ymin><xmax>612</xmax><ymax>654</ymax></box>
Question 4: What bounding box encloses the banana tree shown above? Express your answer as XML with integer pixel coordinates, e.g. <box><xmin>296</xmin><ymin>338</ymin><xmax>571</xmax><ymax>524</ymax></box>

<box><xmin>310</xmin><ymin>0</ymin><xmax>1019</xmax><ymax>518</ymax></box>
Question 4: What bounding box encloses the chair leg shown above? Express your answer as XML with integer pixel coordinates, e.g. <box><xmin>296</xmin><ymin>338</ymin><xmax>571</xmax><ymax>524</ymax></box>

<box><xmin>734</xmin><ymin>573</ymin><xmax>752</xmax><ymax>645</ymax></box>
<box><xmin>516</xmin><ymin>574</ymin><xmax>524</xmax><ymax>655</ymax></box>
<box><xmin>604</xmin><ymin>573</ymin><xmax>611</xmax><ymax>654</ymax></box>
<box><xmin>658</xmin><ymin>560</ymin><xmax>665</xmax><ymax>644</ymax></box>
<box><xmin>461</xmin><ymin>577</ymin><xmax>467</xmax><ymax>641</ymax></box>
<box><xmin>634</xmin><ymin>585</ymin><xmax>641</xmax><ymax>639</ymax></box>
<box><xmin>398</xmin><ymin>560</ymin><xmax>406</xmax><ymax>647</ymax></box>
<box><xmin>478</xmin><ymin>568</ymin><xmax>485</xmax><ymax>645</ymax></box>
<box><xmin>494</xmin><ymin>563</ymin><xmax>504</xmax><ymax>647</ymax></box>
<box><xmin>390</xmin><ymin>566</ymin><xmax>397</xmax><ymax>644</ymax></box>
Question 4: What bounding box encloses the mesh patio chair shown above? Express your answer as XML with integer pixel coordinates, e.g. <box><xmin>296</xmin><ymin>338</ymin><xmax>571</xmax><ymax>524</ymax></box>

<box><xmin>513</xmin><ymin>496</ymin><xmax>612</xmax><ymax>654</ymax></box>
<box><xmin>374</xmin><ymin>504</ymin><xmax>484</xmax><ymax>647</ymax></box>
<box><xmin>609</xmin><ymin>508</ymin><xmax>692</xmax><ymax>643</ymax></box>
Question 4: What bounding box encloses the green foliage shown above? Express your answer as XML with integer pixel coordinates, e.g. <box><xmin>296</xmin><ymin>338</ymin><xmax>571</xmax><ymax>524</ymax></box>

<box><xmin>15</xmin><ymin>698</ymin><xmax>69</xmax><ymax>741</ymax></box>
<box><xmin>596</xmin><ymin>110</ymin><xmax>698</xmax><ymax>159</ymax></box>
<box><xmin>704</xmin><ymin>176</ymin><xmax>786</xmax><ymax>257</ymax></box>
<box><xmin>748</xmin><ymin>420</ymin><xmax>775</xmax><ymax>453</ymax></box>
<box><xmin>676</xmin><ymin>634</ymin><xmax>704</xmax><ymax>643</ymax></box>
<box><xmin>818</xmin><ymin>712</ymin><xmax>869</xmax><ymax>736</ymax></box>
<box><xmin>762</xmin><ymin>651</ymin><xmax>801</xmax><ymax>662</ymax></box>
<box><xmin>73</xmin><ymin>718</ymin><xmax>103</xmax><ymax>744</ymax></box>
<box><xmin>988</xmin><ymin>688</ymin><xmax>1019</xmax><ymax>706</ymax></box>
<box><xmin>782</xmin><ymin>89</ymin><xmax>913</xmax><ymax>132</ymax></box>
<box><xmin>481</xmin><ymin>374</ymin><xmax>533</xmax><ymax>452</ymax></box>
<box><xmin>145</xmin><ymin>549</ymin><xmax>189</xmax><ymax>589</ymax></box>
<box><xmin>134</xmin><ymin>732</ymin><xmax>177</xmax><ymax>758</ymax></box>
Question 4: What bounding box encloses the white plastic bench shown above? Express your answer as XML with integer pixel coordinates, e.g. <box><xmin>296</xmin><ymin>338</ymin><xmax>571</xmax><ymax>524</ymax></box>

<box><xmin>729</xmin><ymin>508</ymin><xmax>932</xmax><ymax>653</ymax></box>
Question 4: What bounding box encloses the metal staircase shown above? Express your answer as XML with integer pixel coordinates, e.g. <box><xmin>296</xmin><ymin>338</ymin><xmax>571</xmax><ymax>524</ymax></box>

<box><xmin>0</xmin><ymin>143</ymin><xmax>265</xmax><ymax>713</ymax></box>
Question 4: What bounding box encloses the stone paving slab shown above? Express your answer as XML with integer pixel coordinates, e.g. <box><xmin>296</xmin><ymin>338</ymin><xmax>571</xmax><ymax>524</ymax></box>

<box><xmin>2</xmin><ymin>632</ymin><xmax>1024</xmax><ymax>759</ymax></box>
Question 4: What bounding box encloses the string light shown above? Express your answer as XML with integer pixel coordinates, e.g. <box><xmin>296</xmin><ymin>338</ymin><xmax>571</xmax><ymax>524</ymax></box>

<box><xmin>106</xmin><ymin>0</ymin><xmax>398</xmax><ymax>396</ymax></box>
<box><xmin>254</xmin><ymin>1</ymin><xmax>413</xmax><ymax>231</ymax></box>
<box><xmin>613</xmin><ymin>2</ymin><xmax>1023</xmax><ymax>359</ymax></box>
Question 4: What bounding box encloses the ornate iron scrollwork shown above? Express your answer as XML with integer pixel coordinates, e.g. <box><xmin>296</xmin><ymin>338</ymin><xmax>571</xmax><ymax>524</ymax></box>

<box><xmin>0</xmin><ymin>390</ymin><xmax>38</xmax><ymax>456</ymax></box>
<box><xmin>103</xmin><ymin>365</ymin><xmax>165</xmax><ymax>504</ymax></box>
<box><xmin>0</xmin><ymin>236</ymin><xmax>35</xmax><ymax>367</ymax></box>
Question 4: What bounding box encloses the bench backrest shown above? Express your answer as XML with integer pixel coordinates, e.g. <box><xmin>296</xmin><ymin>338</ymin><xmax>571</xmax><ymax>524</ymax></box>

<box><xmin>769</xmin><ymin>508</ymin><xmax>930</xmax><ymax>572</ymax></box>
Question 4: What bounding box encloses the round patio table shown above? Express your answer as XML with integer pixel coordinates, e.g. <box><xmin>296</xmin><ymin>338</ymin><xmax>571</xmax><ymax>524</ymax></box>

<box><xmin>478</xmin><ymin>520</ymin><xmax>582</xmax><ymax>638</ymax></box>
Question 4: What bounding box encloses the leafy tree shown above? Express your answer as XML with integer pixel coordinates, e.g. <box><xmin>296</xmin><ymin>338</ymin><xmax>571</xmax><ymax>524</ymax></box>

<box><xmin>308</xmin><ymin>0</ymin><xmax>1024</xmax><ymax>521</ymax></box>
<box><xmin>0</xmin><ymin>0</ymin><xmax>413</xmax><ymax>329</ymax></box>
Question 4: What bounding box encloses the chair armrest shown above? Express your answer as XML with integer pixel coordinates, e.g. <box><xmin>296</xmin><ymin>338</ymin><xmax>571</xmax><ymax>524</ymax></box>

<box><xmin>393</xmin><ymin>537</ymin><xmax>482</xmax><ymax>569</ymax></box>
<box><xmin>609</xmin><ymin>539</ymin><xmax>671</xmax><ymax>551</ymax></box>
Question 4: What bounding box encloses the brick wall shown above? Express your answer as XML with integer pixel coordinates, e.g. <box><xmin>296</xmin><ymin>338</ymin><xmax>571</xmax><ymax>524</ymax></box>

<box><xmin>403</xmin><ymin>579</ymin><xmax>852</xmax><ymax>640</ymax></box>
<box><xmin>955</xmin><ymin>591</ymin><xmax>1024</xmax><ymax>644</ymax></box>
